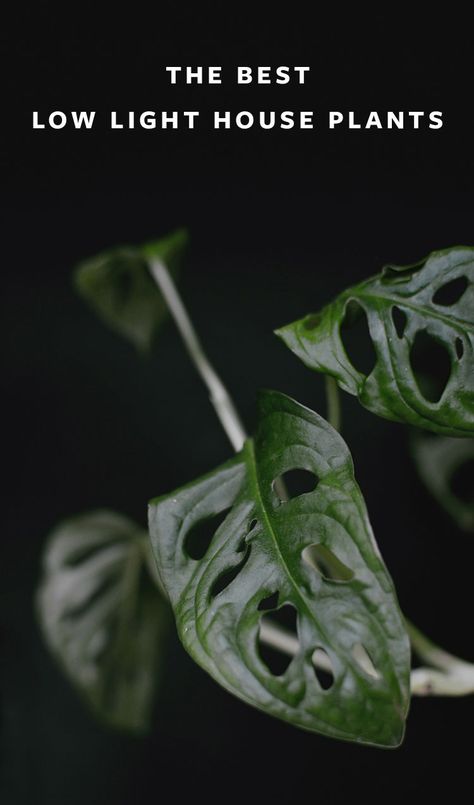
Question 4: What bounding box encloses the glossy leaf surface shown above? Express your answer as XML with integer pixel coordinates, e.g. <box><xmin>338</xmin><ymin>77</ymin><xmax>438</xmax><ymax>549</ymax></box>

<box><xmin>149</xmin><ymin>390</ymin><xmax>410</xmax><ymax>747</ymax></box>
<box><xmin>276</xmin><ymin>247</ymin><xmax>474</xmax><ymax>435</ymax></box>
<box><xmin>37</xmin><ymin>510</ymin><xmax>169</xmax><ymax>733</ymax></box>
<box><xmin>413</xmin><ymin>435</ymin><xmax>474</xmax><ymax>531</ymax></box>
<box><xmin>74</xmin><ymin>228</ymin><xmax>188</xmax><ymax>351</ymax></box>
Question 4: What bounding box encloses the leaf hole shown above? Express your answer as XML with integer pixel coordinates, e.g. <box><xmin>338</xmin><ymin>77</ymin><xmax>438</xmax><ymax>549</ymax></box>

<box><xmin>210</xmin><ymin>545</ymin><xmax>252</xmax><ymax>598</ymax></box>
<box><xmin>391</xmin><ymin>305</ymin><xmax>407</xmax><ymax>339</ymax></box>
<box><xmin>262</xmin><ymin>602</ymin><xmax>298</xmax><ymax>632</ymax></box>
<box><xmin>455</xmin><ymin>337</ymin><xmax>464</xmax><ymax>360</ymax></box>
<box><xmin>312</xmin><ymin>647</ymin><xmax>335</xmax><ymax>690</ymax></box>
<box><xmin>381</xmin><ymin>263</ymin><xmax>423</xmax><ymax>284</ymax></box>
<box><xmin>273</xmin><ymin>469</ymin><xmax>318</xmax><ymax>502</ymax></box>
<box><xmin>184</xmin><ymin>508</ymin><xmax>231</xmax><ymax>561</ymax></box>
<box><xmin>352</xmin><ymin>643</ymin><xmax>380</xmax><ymax>680</ymax></box>
<box><xmin>258</xmin><ymin>591</ymin><xmax>280</xmax><ymax>611</ymax></box>
<box><xmin>258</xmin><ymin>604</ymin><xmax>299</xmax><ymax>676</ymax></box>
<box><xmin>340</xmin><ymin>300</ymin><xmax>377</xmax><ymax>377</ymax></box>
<box><xmin>432</xmin><ymin>275</ymin><xmax>468</xmax><ymax>306</ymax></box>
<box><xmin>302</xmin><ymin>543</ymin><xmax>354</xmax><ymax>583</ymax></box>
<box><xmin>450</xmin><ymin>458</ymin><xmax>474</xmax><ymax>505</ymax></box>
<box><xmin>410</xmin><ymin>330</ymin><xmax>451</xmax><ymax>403</ymax></box>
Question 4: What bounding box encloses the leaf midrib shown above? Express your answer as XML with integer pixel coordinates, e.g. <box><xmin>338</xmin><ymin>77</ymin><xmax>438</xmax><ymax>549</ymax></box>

<box><xmin>245</xmin><ymin>439</ymin><xmax>318</xmax><ymax>627</ymax></box>
<box><xmin>354</xmin><ymin>287</ymin><xmax>473</xmax><ymax>332</ymax></box>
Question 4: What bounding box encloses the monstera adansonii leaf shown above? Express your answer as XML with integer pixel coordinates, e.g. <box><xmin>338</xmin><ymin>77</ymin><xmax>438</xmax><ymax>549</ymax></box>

<box><xmin>276</xmin><ymin>247</ymin><xmax>474</xmax><ymax>436</ymax></box>
<box><xmin>148</xmin><ymin>390</ymin><xmax>410</xmax><ymax>747</ymax></box>
<box><xmin>37</xmin><ymin>510</ymin><xmax>169</xmax><ymax>733</ymax></box>
<box><xmin>74</xmin><ymin>228</ymin><xmax>188</xmax><ymax>352</ymax></box>
<box><xmin>413</xmin><ymin>435</ymin><xmax>474</xmax><ymax>532</ymax></box>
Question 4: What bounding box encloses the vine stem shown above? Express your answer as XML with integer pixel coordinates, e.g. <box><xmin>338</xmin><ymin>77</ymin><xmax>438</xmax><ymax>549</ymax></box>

<box><xmin>261</xmin><ymin>619</ymin><xmax>474</xmax><ymax>695</ymax></box>
<box><xmin>325</xmin><ymin>376</ymin><xmax>341</xmax><ymax>431</ymax></box>
<box><xmin>147</xmin><ymin>258</ymin><xmax>474</xmax><ymax>698</ymax></box>
<box><xmin>149</xmin><ymin>259</ymin><xmax>289</xmax><ymax>503</ymax></box>
<box><xmin>407</xmin><ymin>619</ymin><xmax>474</xmax><ymax>696</ymax></box>
<box><xmin>148</xmin><ymin>259</ymin><xmax>246</xmax><ymax>452</ymax></box>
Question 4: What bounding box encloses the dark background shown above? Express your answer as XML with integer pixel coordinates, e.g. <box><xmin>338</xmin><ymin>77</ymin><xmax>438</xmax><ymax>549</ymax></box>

<box><xmin>2</xmin><ymin>7</ymin><xmax>473</xmax><ymax>804</ymax></box>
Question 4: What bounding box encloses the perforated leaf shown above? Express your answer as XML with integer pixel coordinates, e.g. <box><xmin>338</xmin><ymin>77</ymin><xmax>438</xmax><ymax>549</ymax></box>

<box><xmin>37</xmin><ymin>510</ymin><xmax>169</xmax><ymax>733</ymax></box>
<box><xmin>413</xmin><ymin>435</ymin><xmax>474</xmax><ymax>531</ymax></box>
<box><xmin>74</xmin><ymin>228</ymin><xmax>188</xmax><ymax>351</ymax></box>
<box><xmin>148</xmin><ymin>390</ymin><xmax>410</xmax><ymax>747</ymax></box>
<box><xmin>276</xmin><ymin>247</ymin><xmax>474</xmax><ymax>436</ymax></box>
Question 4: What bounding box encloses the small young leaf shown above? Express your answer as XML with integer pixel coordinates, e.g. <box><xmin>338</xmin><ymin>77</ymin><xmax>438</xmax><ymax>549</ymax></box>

<box><xmin>276</xmin><ymin>247</ymin><xmax>474</xmax><ymax>436</ymax></box>
<box><xmin>36</xmin><ymin>510</ymin><xmax>169</xmax><ymax>733</ymax></box>
<box><xmin>412</xmin><ymin>435</ymin><xmax>474</xmax><ymax>531</ymax></box>
<box><xmin>148</xmin><ymin>391</ymin><xmax>410</xmax><ymax>748</ymax></box>
<box><xmin>74</xmin><ymin>228</ymin><xmax>188</xmax><ymax>352</ymax></box>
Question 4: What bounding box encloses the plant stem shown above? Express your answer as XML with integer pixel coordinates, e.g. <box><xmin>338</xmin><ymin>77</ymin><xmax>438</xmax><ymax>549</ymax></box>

<box><xmin>260</xmin><ymin>617</ymin><xmax>474</xmax><ymax>695</ymax></box>
<box><xmin>406</xmin><ymin>619</ymin><xmax>474</xmax><ymax>696</ymax></box>
<box><xmin>325</xmin><ymin>376</ymin><xmax>341</xmax><ymax>431</ymax></box>
<box><xmin>259</xmin><ymin>621</ymin><xmax>300</xmax><ymax>657</ymax></box>
<box><xmin>148</xmin><ymin>259</ymin><xmax>247</xmax><ymax>452</ymax></box>
<box><xmin>148</xmin><ymin>258</ymin><xmax>289</xmax><ymax>503</ymax></box>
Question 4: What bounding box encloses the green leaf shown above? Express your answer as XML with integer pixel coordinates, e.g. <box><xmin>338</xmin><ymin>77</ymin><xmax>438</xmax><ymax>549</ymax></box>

<box><xmin>36</xmin><ymin>510</ymin><xmax>169</xmax><ymax>733</ymax></box>
<box><xmin>276</xmin><ymin>247</ymin><xmax>474</xmax><ymax>436</ymax></box>
<box><xmin>74</xmin><ymin>228</ymin><xmax>188</xmax><ymax>352</ymax></box>
<box><xmin>148</xmin><ymin>390</ymin><xmax>410</xmax><ymax>747</ymax></box>
<box><xmin>412</xmin><ymin>435</ymin><xmax>474</xmax><ymax>532</ymax></box>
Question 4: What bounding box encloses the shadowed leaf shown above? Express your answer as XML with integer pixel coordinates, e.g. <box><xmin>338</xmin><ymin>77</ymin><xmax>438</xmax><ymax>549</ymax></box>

<box><xmin>74</xmin><ymin>228</ymin><xmax>188</xmax><ymax>352</ymax></box>
<box><xmin>37</xmin><ymin>510</ymin><xmax>169</xmax><ymax>733</ymax></box>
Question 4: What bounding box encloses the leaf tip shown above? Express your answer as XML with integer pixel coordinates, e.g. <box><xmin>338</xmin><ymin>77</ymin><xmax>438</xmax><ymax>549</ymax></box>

<box><xmin>351</xmin><ymin>703</ymin><xmax>407</xmax><ymax>750</ymax></box>
<box><xmin>141</xmin><ymin>227</ymin><xmax>190</xmax><ymax>264</ymax></box>
<box><xmin>273</xmin><ymin>323</ymin><xmax>295</xmax><ymax>349</ymax></box>
<box><xmin>383</xmin><ymin>717</ymin><xmax>407</xmax><ymax>750</ymax></box>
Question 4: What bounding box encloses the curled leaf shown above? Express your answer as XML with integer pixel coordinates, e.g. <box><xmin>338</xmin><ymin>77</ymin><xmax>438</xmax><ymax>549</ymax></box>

<box><xmin>276</xmin><ymin>247</ymin><xmax>474</xmax><ymax>436</ymax></box>
<box><xmin>149</xmin><ymin>390</ymin><xmax>410</xmax><ymax>747</ymax></box>
<box><xmin>74</xmin><ymin>228</ymin><xmax>188</xmax><ymax>351</ymax></box>
<box><xmin>36</xmin><ymin>510</ymin><xmax>169</xmax><ymax>733</ymax></box>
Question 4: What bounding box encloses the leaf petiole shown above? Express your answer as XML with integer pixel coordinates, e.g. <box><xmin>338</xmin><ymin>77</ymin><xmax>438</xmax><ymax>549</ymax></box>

<box><xmin>147</xmin><ymin>258</ymin><xmax>246</xmax><ymax>451</ymax></box>
<box><xmin>407</xmin><ymin>619</ymin><xmax>474</xmax><ymax>696</ymax></box>
<box><xmin>325</xmin><ymin>375</ymin><xmax>342</xmax><ymax>432</ymax></box>
<box><xmin>147</xmin><ymin>258</ymin><xmax>290</xmax><ymax>505</ymax></box>
<box><xmin>259</xmin><ymin>615</ymin><xmax>474</xmax><ymax>697</ymax></box>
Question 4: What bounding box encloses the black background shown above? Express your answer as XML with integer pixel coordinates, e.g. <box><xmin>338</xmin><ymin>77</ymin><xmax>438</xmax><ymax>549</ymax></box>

<box><xmin>2</xmin><ymin>7</ymin><xmax>474</xmax><ymax>804</ymax></box>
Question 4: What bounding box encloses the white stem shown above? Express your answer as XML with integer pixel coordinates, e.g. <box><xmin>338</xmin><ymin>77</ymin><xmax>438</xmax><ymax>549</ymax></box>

<box><xmin>261</xmin><ymin>620</ymin><xmax>474</xmax><ymax>693</ymax></box>
<box><xmin>148</xmin><ymin>259</ymin><xmax>247</xmax><ymax>452</ymax></box>
<box><xmin>406</xmin><ymin>619</ymin><xmax>474</xmax><ymax>696</ymax></box>
<box><xmin>259</xmin><ymin>621</ymin><xmax>300</xmax><ymax>659</ymax></box>
<box><xmin>411</xmin><ymin>666</ymin><xmax>474</xmax><ymax>696</ymax></box>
